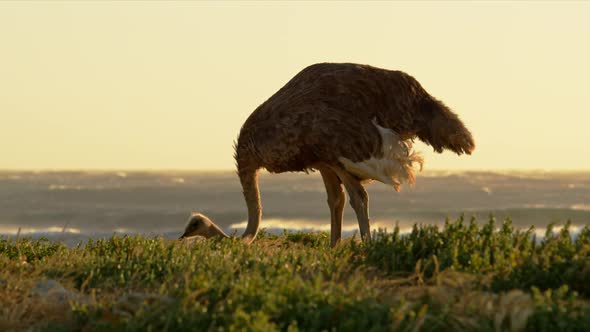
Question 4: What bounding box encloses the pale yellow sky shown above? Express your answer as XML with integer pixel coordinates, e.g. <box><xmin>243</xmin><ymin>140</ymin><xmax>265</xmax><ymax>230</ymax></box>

<box><xmin>1</xmin><ymin>1</ymin><xmax>588</xmax><ymax>171</ymax></box>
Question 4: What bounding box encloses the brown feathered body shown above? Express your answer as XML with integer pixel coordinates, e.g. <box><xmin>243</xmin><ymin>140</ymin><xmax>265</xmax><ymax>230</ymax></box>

<box><xmin>182</xmin><ymin>63</ymin><xmax>474</xmax><ymax>245</ymax></box>
<box><xmin>235</xmin><ymin>63</ymin><xmax>474</xmax><ymax>176</ymax></box>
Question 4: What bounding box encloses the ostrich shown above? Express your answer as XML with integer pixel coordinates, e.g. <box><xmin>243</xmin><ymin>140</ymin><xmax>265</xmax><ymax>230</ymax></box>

<box><xmin>180</xmin><ymin>63</ymin><xmax>474</xmax><ymax>246</ymax></box>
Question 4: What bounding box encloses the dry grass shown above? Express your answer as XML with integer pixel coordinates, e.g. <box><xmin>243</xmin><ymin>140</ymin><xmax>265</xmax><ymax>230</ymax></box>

<box><xmin>1</xmin><ymin>219</ymin><xmax>589</xmax><ymax>331</ymax></box>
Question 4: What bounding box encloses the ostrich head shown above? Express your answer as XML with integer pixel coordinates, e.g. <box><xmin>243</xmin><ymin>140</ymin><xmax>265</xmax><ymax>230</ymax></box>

<box><xmin>417</xmin><ymin>97</ymin><xmax>475</xmax><ymax>155</ymax></box>
<box><xmin>179</xmin><ymin>213</ymin><xmax>229</xmax><ymax>239</ymax></box>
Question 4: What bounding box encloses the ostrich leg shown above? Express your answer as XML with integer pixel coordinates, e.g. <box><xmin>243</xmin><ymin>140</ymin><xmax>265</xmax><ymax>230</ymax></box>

<box><xmin>329</xmin><ymin>166</ymin><xmax>371</xmax><ymax>242</ymax></box>
<box><xmin>317</xmin><ymin>165</ymin><xmax>346</xmax><ymax>247</ymax></box>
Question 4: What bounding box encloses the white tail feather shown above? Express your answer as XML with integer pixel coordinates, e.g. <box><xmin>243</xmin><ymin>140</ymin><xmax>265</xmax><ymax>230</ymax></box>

<box><xmin>339</xmin><ymin>119</ymin><xmax>423</xmax><ymax>191</ymax></box>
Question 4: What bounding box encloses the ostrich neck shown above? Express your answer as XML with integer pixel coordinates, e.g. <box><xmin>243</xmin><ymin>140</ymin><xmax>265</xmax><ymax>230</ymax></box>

<box><xmin>198</xmin><ymin>167</ymin><xmax>260</xmax><ymax>242</ymax></box>
<box><xmin>239</xmin><ymin>167</ymin><xmax>262</xmax><ymax>244</ymax></box>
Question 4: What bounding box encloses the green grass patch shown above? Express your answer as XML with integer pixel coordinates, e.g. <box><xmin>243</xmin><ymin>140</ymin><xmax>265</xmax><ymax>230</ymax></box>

<box><xmin>0</xmin><ymin>216</ymin><xmax>588</xmax><ymax>331</ymax></box>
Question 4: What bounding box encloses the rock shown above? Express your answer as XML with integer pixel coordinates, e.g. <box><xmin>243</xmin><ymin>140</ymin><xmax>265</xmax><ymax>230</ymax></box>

<box><xmin>32</xmin><ymin>279</ymin><xmax>87</xmax><ymax>305</ymax></box>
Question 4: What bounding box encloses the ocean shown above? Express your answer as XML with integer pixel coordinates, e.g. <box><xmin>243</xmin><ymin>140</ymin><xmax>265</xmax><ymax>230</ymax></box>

<box><xmin>1</xmin><ymin>170</ymin><xmax>588</xmax><ymax>245</ymax></box>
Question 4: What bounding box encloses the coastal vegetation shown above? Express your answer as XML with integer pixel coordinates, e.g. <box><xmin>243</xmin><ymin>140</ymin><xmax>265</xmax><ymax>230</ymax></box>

<box><xmin>1</xmin><ymin>216</ymin><xmax>589</xmax><ymax>331</ymax></box>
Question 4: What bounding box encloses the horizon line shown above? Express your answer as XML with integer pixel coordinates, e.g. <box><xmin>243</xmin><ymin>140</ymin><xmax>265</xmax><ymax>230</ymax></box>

<box><xmin>0</xmin><ymin>168</ymin><xmax>589</xmax><ymax>174</ymax></box>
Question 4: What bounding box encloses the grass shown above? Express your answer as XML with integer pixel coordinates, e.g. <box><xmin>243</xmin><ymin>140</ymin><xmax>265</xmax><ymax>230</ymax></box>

<box><xmin>0</xmin><ymin>216</ymin><xmax>589</xmax><ymax>331</ymax></box>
